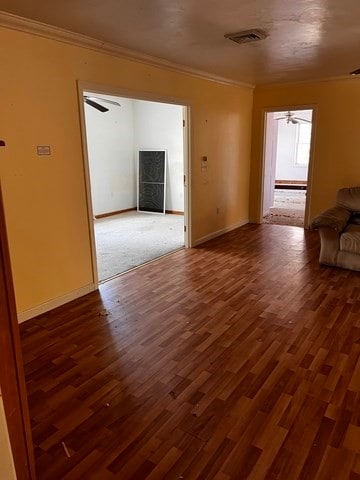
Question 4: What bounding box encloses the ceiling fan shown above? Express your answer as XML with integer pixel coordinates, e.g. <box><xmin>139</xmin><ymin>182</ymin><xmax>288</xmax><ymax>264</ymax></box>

<box><xmin>83</xmin><ymin>95</ymin><xmax>121</xmax><ymax>113</ymax></box>
<box><xmin>275</xmin><ymin>111</ymin><xmax>311</xmax><ymax>124</ymax></box>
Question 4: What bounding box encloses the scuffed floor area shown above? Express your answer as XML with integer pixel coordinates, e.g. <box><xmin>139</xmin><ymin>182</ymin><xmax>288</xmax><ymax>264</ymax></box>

<box><xmin>263</xmin><ymin>189</ymin><xmax>306</xmax><ymax>227</ymax></box>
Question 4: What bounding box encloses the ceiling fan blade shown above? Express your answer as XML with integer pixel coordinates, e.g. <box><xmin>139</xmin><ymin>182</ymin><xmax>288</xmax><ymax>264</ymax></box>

<box><xmin>88</xmin><ymin>96</ymin><xmax>121</xmax><ymax>107</ymax></box>
<box><xmin>294</xmin><ymin>117</ymin><xmax>311</xmax><ymax>123</ymax></box>
<box><xmin>274</xmin><ymin>117</ymin><xmax>286</xmax><ymax>121</ymax></box>
<box><xmin>84</xmin><ymin>98</ymin><xmax>109</xmax><ymax>113</ymax></box>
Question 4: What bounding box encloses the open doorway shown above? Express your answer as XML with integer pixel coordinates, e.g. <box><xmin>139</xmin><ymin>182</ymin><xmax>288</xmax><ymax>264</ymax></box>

<box><xmin>81</xmin><ymin>91</ymin><xmax>189</xmax><ymax>283</ymax></box>
<box><xmin>262</xmin><ymin>109</ymin><xmax>314</xmax><ymax>227</ymax></box>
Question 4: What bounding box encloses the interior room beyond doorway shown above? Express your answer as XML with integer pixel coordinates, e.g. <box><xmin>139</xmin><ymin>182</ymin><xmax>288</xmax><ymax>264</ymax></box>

<box><xmin>83</xmin><ymin>93</ymin><xmax>186</xmax><ymax>282</ymax></box>
<box><xmin>262</xmin><ymin>109</ymin><xmax>313</xmax><ymax>227</ymax></box>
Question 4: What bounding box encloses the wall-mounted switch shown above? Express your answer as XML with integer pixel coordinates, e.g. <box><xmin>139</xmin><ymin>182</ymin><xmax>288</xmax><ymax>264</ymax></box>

<box><xmin>201</xmin><ymin>156</ymin><xmax>208</xmax><ymax>172</ymax></box>
<box><xmin>37</xmin><ymin>145</ymin><xmax>51</xmax><ymax>155</ymax></box>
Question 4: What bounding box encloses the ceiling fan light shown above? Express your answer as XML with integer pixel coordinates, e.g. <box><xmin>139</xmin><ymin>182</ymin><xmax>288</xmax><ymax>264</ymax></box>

<box><xmin>274</xmin><ymin>111</ymin><xmax>312</xmax><ymax>125</ymax></box>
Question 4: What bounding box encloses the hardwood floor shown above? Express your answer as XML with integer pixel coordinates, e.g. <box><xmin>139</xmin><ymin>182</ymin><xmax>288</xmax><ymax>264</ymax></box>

<box><xmin>20</xmin><ymin>224</ymin><xmax>360</xmax><ymax>479</ymax></box>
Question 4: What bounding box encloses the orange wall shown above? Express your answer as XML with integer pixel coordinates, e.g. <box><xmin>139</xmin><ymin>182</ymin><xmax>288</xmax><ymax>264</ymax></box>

<box><xmin>0</xmin><ymin>26</ymin><xmax>253</xmax><ymax>317</ymax></box>
<box><xmin>250</xmin><ymin>78</ymin><xmax>360</xmax><ymax>222</ymax></box>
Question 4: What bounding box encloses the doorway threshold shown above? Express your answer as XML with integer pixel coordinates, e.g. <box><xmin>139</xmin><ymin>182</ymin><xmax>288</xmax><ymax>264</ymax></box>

<box><xmin>98</xmin><ymin>246</ymin><xmax>185</xmax><ymax>284</ymax></box>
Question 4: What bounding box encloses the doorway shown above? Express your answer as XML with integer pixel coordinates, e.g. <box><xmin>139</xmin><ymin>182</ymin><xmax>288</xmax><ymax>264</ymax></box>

<box><xmin>79</xmin><ymin>88</ymin><xmax>190</xmax><ymax>283</ymax></box>
<box><xmin>261</xmin><ymin>108</ymin><xmax>314</xmax><ymax>227</ymax></box>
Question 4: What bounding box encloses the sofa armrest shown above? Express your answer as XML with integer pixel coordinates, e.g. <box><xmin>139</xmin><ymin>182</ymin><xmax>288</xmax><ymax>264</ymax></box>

<box><xmin>310</xmin><ymin>206</ymin><xmax>351</xmax><ymax>233</ymax></box>
<box><xmin>318</xmin><ymin>227</ymin><xmax>340</xmax><ymax>266</ymax></box>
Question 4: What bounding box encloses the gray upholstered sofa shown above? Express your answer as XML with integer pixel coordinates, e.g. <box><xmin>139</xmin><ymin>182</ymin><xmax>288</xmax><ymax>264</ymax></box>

<box><xmin>311</xmin><ymin>187</ymin><xmax>360</xmax><ymax>271</ymax></box>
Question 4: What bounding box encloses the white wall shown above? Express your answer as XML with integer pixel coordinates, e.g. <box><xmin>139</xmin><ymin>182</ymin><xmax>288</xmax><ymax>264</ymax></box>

<box><xmin>134</xmin><ymin>100</ymin><xmax>184</xmax><ymax>212</ymax></box>
<box><xmin>85</xmin><ymin>96</ymin><xmax>184</xmax><ymax>215</ymax></box>
<box><xmin>275</xmin><ymin>110</ymin><xmax>312</xmax><ymax>181</ymax></box>
<box><xmin>84</xmin><ymin>94</ymin><xmax>136</xmax><ymax>216</ymax></box>
<box><xmin>0</xmin><ymin>393</ymin><xmax>16</xmax><ymax>480</ymax></box>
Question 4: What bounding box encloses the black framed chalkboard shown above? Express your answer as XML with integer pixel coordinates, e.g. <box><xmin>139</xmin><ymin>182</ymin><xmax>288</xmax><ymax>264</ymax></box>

<box><xmin>138</xmin><ymin>150</ymin><xmax>166</xmax><ymax>213</ymax></box>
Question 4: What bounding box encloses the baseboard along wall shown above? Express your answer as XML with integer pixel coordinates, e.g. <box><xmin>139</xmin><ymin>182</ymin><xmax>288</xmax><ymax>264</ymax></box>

<box><xmin>95</xmin><ymin>208</ymin><xmax>184</xmax><ymax>219</ymax></box>
<box><xmin>17</xmin><ymin>283</ymin><xmax>96</xmax><ymax>323</ymax></box>
<box><xmin>165</xmin><ymin>210</ymin><xmax>184</xmax><ymax>215</ymax></box>
<box><xmin>94</xmin><ymin>207</ymin><xmax>137</xmax><ymax>219</ymax></box>
<box><xmin>192</xmin><ymin>219</ymin><xmax>249</xmax><ymax>246</ymax></box>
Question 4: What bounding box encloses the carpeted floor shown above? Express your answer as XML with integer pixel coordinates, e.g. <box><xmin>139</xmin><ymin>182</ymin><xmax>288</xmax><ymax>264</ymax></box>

<box><xmin>94</xmin><ymin>211</ymin><xmax>184</xmax><ymax>281</ymax></box>
<box><xmin>263</xmin><ymin>189</ymin><xmax>306</xmax><ymax>227</ymax></box>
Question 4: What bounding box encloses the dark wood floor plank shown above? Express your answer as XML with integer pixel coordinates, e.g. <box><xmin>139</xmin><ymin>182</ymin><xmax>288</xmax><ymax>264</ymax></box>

<box><xmin>20</xmin><ymin>224</ymin><xmax>360</xmax><ymax>479</ymax></box>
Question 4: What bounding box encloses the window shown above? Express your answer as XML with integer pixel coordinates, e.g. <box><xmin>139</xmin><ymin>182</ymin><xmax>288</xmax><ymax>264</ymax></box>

<box><xmin>295</xmin><ymin>123</ymin><xmax>312</xmax><ymax>166</ymax></box>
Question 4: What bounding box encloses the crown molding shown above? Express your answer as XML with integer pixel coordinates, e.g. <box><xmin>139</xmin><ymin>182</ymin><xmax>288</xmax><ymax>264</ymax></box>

<box><xmin>257</xmin><ymin>73</ymin><xmax>358</xmax><ymax>89</ymax></box>
<box><xmin>0</xmin><ymin>11</ymin><xmax>254</xmax><ymax>89</ymax></box>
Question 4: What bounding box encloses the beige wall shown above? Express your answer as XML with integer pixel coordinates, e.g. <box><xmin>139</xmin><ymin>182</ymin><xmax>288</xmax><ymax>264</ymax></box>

<box><xmin>0</xmin><ymin>26</ymin><xmax>253</xmax><ymax>317</ymax></box>
<box><xmin>0</xmin><ymin>393</ymin><xmax>16</xmax><ymax>480</ymax></box>
<box><xmin>250</xmin><ymin>78</ymin><xmax>360</xmax><ymax>223</ymax></box>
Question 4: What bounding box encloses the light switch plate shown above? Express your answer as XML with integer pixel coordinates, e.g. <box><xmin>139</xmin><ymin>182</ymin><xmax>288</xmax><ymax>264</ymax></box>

<box><xmin>37</xmin><ymin>145</ymin><xmax>51</xmax><ymax>155</ymax></box>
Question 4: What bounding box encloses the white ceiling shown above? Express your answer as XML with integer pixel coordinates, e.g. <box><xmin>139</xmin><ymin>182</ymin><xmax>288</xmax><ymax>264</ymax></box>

<box><xmin>1</xmin><ymin>0</ymin><xmax>360</xmax><ymax>85</ymax></box>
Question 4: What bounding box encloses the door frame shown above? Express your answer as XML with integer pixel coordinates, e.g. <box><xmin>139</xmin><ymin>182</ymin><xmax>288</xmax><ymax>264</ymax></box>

<box><xmin>259</xmin><ymin>104</ymin><xmax>317</xmax><ymax>228</ymax></box>
<box><xmin>0</xmin><ymin>184</ymin><xmax>36</xmax><ymax>480</ymax></box>
<box><xmin>262</xmin><ymin>114</ymin><xmax>279</xmax><ymax>217</ymax></box>
<box><xmin>77</xmin><ymin>81</ymin><xmax>192</xmax><ymax>286</ymax></box>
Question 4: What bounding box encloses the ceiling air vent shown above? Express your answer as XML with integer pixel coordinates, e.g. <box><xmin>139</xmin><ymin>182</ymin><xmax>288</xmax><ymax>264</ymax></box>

<box><xmin>224</xmin><ymin>29</ymin><xmax>267</xmax><ymax>44</ymax></box>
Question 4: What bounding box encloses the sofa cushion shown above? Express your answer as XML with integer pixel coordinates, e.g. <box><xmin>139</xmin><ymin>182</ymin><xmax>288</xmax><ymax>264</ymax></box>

<box><xmin>337</xmin><ymin>187</ymin><xmax>360</xmax><ymax>213</ymax></box>
<box><xmin>340</xmin><ymin>224</ymin><xmax>360</xmax><ymax>254</ymax></box>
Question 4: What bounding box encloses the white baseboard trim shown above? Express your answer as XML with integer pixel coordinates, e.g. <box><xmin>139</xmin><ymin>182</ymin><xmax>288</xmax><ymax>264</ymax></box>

<box><xmin>17</xmin><ymin>283</ymin><xmax>96</xmax><ymax>323</ymax></box>
<box><xmin>192</xmin><ymin>219</ymin><xmax>249</xmax><ymax>247</ymax></box>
